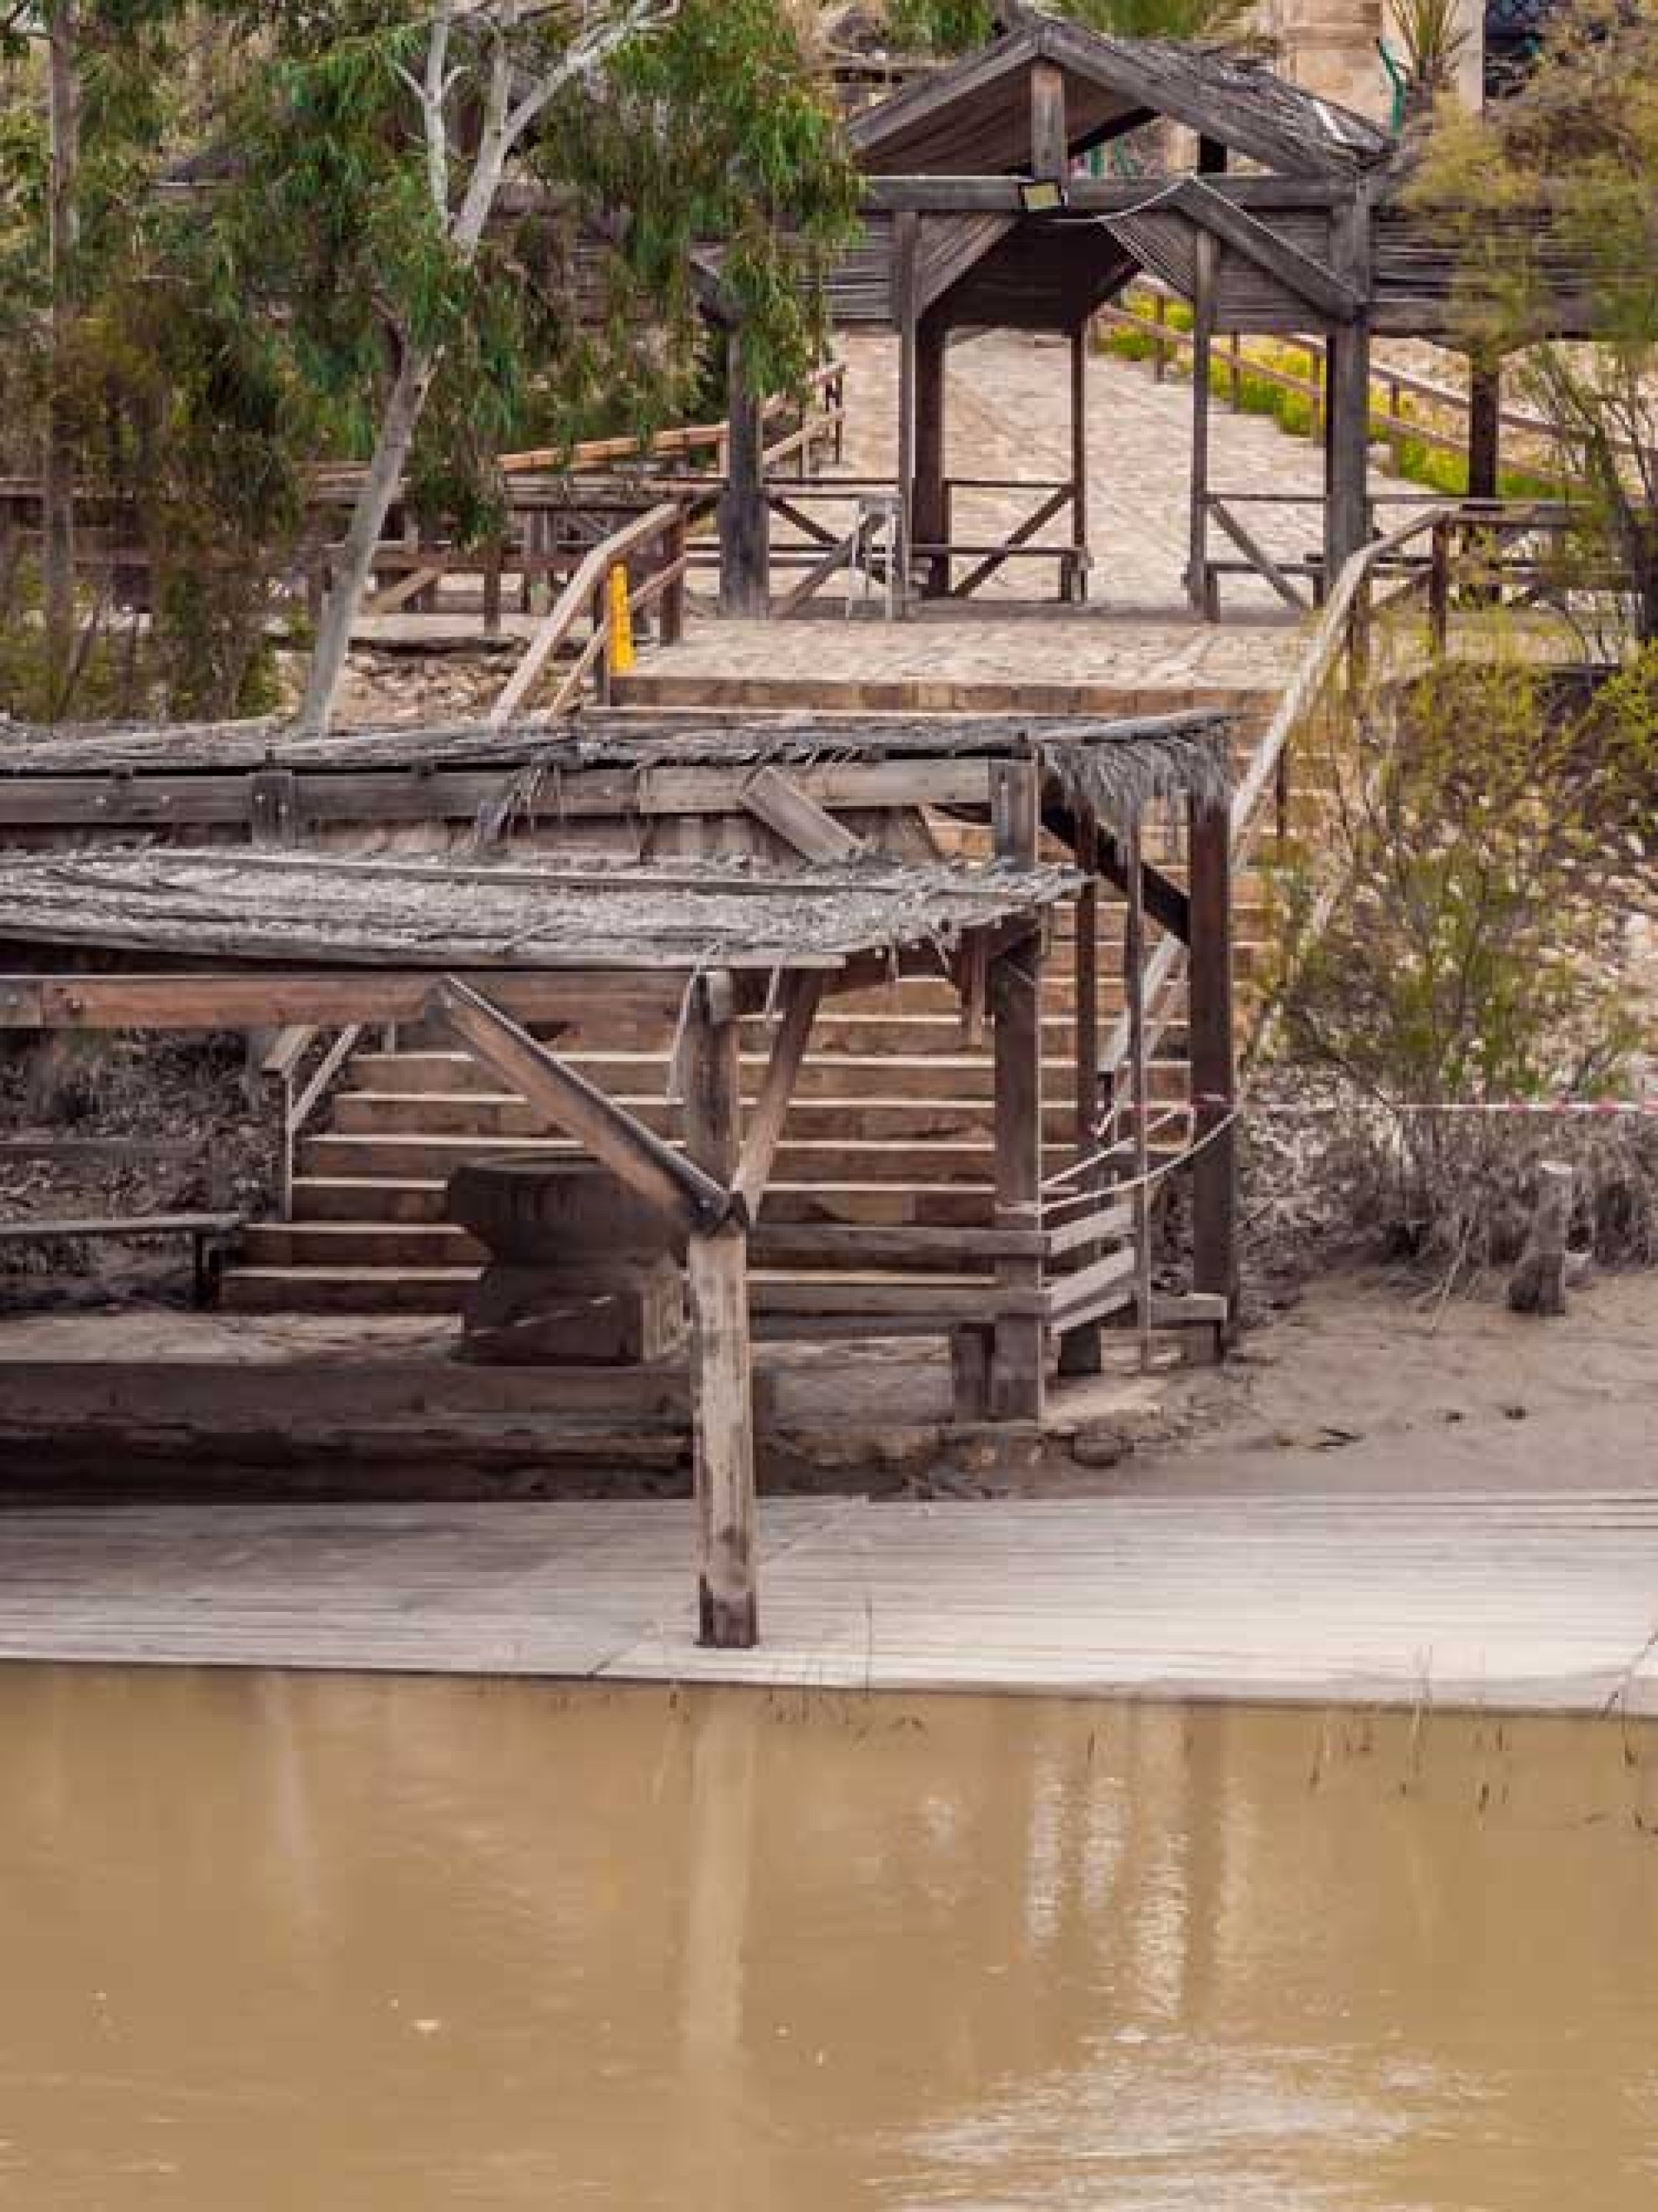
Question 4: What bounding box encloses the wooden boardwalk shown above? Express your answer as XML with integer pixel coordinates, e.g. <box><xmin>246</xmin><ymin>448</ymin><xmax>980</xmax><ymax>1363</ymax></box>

<box><xmin>2</xmin><ymin>1494</ymin><xmax>1657</xmax><ymax>1712</ymax></box>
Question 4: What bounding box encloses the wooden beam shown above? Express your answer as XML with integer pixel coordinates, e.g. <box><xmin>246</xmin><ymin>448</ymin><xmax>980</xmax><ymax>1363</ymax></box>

<box><xmin>1209</xmin><ymin>498</ymin><xmax>1314</xmax><ymax>613</ymax></box>
<box><xmin>1175</xmin><ymin>178</ymin><xmax>1362</xmax><ymax>324</ymax></box>
<box><xmin>731</xmin><ymin>973</ymin><xmax>822</xmax><ymax>1215</ymax></box>
<box><xmin>0</xmin><ymin>969</ymin><xmax>687</xmax><ymax>1032</ymax></box>
<box><xmin>1187</xmin><ymin>797</ymin><xmax>1237</xmax><ymax>1324</ymax></box>
<box><xmin>861</xmin><ymin>175</ymin><xmax>1351</xmax><ymax>215</ymax></box>
<box><xmin>739</xmin><ymin>768</ymin><xmax>865</xmax><ymax>864</ymax></box>
<box><xmin>432</xmin><ymin>977</ymin><xmax>734</xmax><ymax>1236</ymax></box>
<box><xmin>1031</xmin><ymin>58</ymin><xmax>1068</xmax><ymax>181</ymax></box>
<box><xmin>947</xmin><ymin>483</ymin><xmax>1072</xmax><ymax>601</ymax></box>
<box><xmin>682</xmin><ymin>973</ymin><xmax>758</xmax><ymax>1650</ymax></box>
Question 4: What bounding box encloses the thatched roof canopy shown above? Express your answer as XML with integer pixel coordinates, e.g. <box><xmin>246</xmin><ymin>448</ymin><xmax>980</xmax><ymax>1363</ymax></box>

<box><xmin>0</xmin><ymin>848</ymin><xmax>1079</xmax><ymax>973</ymax></box>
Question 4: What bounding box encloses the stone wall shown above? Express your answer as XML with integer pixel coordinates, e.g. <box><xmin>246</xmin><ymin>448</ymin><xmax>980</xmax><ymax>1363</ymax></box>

<box><xmin>1255</xmin><ymin>0</ymin><xmax>1485</xmax><ymax>122</ymax></box>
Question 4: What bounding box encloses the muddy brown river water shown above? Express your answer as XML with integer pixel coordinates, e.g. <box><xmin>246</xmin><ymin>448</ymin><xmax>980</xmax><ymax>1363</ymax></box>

<box><xmin>3</xmin><ymin>1672</ymin><xmax>1657</xmax><ymax>2209</ymax></box>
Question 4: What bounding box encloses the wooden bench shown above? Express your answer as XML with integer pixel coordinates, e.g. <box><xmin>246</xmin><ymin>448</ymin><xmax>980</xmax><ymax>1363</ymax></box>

<box><xmin>0</xmin><ymin>1139</ymin><xmax>243</xmax><ymax>1307</ymax></box>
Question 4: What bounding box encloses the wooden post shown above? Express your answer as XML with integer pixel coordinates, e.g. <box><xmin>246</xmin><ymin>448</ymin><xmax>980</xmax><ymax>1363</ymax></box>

<box><xmin>1124</xmin><ymin>817</ymin><xmax>1153</xmax><ymax>1372</ymax></box>
<box><xmin>1187</xmin><ymin>797</ymin><xmax>1237</xmax><ymax>1324</ymax></box>
<box><xmin>1067</xmin><ymin>321</ymin><xmax>1090</xmax><ymax>605</ymax></box>
<box><xmin>1508</xmin><ymin>1161</ymin><xmax>1573</xmax><ymax>1317</ymax></box>
<box><xmin>989</xmin><ymin>757</ymin><xmax>1044</xmax><ymax>1421</ymax></box>
<box><xmin>683</xmin><ymin>975</ymin><xmax>758</xmax><ymax>1649</ymax></box>
<box><xmin>1059</xmin><ymin>808</ymin><xmax>1102</xmax><ymax>1378</ymax></box>
<box><xmin>914</xmin><ymin>310</ymin><xmax>950</xmax><ymax>598</ymax></box>
<box><xmin>662</xmin><ymin>509</ymin><xmax>687</xmax><ymax>646</ymax></box>
<box><xmin>1030</xmin><ymin>58</ymin><xmax>1067</xmax><ymax>180</ymax></box>
<box><xmin>1324</xmin><ymin>192</ymin><xmax>1373</xmax><ymax>588</ymax></box>
<box><xmin>894</xmin><ymin>212</ymin><xmax>920</xmax><ymax>613</ymax></box>
<box><xmin>1468</xmin><ymin>358</ymin><xmax>1502</xmax><ymax>501</ymax></box>
<box><xmin>719</xmin><ymin>334</ymin><xmax>770</xmax><ymax>618</ymax></box>
<box><xmin>1187</xmin><ymin>231</ymin><xmax>1219</xmax><ymax>620</ymax></box>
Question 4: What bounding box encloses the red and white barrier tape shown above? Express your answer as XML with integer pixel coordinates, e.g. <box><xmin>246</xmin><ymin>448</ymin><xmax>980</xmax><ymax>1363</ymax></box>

<box><xmin>1194</xmin><ymin>1094</ymin><xmax>1658</xmax><ymax>1119</ymax></box>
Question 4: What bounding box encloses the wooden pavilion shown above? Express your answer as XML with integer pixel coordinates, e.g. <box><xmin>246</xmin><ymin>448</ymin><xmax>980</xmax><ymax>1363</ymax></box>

<box><xmin>720</xmin><ymin>16</ymin><xmax>1606</xmax><ymax>622</ymax></box>
<box><xmin>0</xmin><ymin>708</ymin><xmax>1239</xmax><ymax>1646</ymax></box>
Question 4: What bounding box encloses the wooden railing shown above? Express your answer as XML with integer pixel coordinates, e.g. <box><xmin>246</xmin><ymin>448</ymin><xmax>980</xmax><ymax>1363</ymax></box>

<box><xmin>489</xmin><ymin>500</ymin><xmax>688</xmax><ymax>723</ymax></box>
<box><xmin>1096</xmin><ymin>285</ymin><xmax>1617</xmax><ymax>481</ymax></box>
<box><xmin>1098</xmin><ymin>498</ymin><xmax>1603</xmax><ymax>1100</ymax></box>
<box><xmin>262</xmin><ymin>1023</ymin><xmax>367</xmax><ymax>1220</ymax></box>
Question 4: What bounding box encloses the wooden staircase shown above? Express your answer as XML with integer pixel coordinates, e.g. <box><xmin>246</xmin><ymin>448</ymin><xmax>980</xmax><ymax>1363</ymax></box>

<box><xmin>223</xmin><ymin>796</ymin><xmax>1272</xmax><ymax>1320</ymax></box>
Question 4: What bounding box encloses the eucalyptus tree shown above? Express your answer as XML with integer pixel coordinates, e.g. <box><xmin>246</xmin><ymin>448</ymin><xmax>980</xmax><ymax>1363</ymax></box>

<box><xmin>207</xmin><ymin>0</ymin><xmax>857</xmax><ymax>732</ymax></box>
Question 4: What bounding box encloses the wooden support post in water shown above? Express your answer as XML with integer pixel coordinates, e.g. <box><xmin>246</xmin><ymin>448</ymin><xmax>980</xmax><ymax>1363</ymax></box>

<box><xmin>720</xmin><ymin>336</ymin><xmax>770</xmax><ymax>618</ymax></box>
<box><xmin>1187</xmin><ymin>797</ymin><xmax>1238</xmax><ymax>1326</ymax></box>
<box><xmin>1067</xmin><ymin>321</ymin><xmax>1090</xmax><ymax>605</ymax></box>
<box><xmin>1187</xmin><ymin>232</ymin><xmax>1219</xmax><ymax>620</ymax></box>
<box><xmin>989</xmin><ymin>756</ymin><xmax>1045</xmax><ymax>1421</ymax></box>
<box><xmin>683</xmin><ymin>974</ymin><xmax>758</xmax><ymax>1649</ymax></box>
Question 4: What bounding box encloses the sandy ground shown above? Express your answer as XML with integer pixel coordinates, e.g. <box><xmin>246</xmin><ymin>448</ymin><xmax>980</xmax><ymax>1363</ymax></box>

<box><xmin>1129</xmin><ymin>1266</ymin><xmax>1658</xmax><ymax>1498</ymax></box>
<box><xmin>2</xmin><ymin>1266</ymin><xmax>1653</xmax><ymax>1501</ymax></box>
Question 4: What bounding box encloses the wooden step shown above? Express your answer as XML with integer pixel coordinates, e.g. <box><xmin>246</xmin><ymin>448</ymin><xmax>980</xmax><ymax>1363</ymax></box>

<box><xmin>223</xmin><ymin>1265</ymin><xmax>478</xmax><ymax>1316</ymax></box>
<box><xmin>242</xmin><ymin>1220</ymin><xmax>486</xmax><ymax>1269</ymax></box>
<box><xmin>301</xmin><ymin>1129</ymin><xmax>1006</xmax><ymax>1186</ymax></box>
<box><xmin>329</xmin><ymin>1078</ymin><xmax>1188</xmax><ymax>1143</ymax></box>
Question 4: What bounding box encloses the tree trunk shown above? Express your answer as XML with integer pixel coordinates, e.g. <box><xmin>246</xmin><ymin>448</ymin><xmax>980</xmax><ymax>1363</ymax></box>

<box><xmin>43</xmin><ymin>0</ymin><xmax>81</xmax><ymax>716</ymax></box>
<box><xmin>297</xmin><ymin>344</ymin><xmax>437</xmax><ymax>732</ymax></box>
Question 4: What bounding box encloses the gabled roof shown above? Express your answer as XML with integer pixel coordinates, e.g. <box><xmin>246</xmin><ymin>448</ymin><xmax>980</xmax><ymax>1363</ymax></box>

<box><xmin>851</xmin><ymin>19</ymin><xmax>1391</xmax><ymax>179</ymax></box>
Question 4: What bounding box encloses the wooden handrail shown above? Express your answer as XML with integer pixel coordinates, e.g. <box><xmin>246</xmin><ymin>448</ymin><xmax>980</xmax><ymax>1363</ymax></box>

<box><xmin>489</xmin><ymin>498</ymin><xmax>684</xmax><ymax>724</ymax></box>
<box><xmin>1099</xmin><ymin>499</ymin><xmax>1531</xmax><ymax>1088</ymax></box>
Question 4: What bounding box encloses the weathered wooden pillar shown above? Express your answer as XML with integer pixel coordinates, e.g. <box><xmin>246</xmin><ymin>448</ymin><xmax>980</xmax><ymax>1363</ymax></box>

<box><xmin>894</xmin><ymin>212</ymin><xmax>920</xmax><ymax>611</ymax></box>
<box><xmin>989</xmin><ymin>757</ymin><xmax>1045</xmax><ymax>1421</ymax></box>
<box><xmin>1468</xmin><ymin>358</ymin><xmax>1501</xmax><ymax>500</ymax></box>
<box><xmin>1067</xmin><ymin>321</ymin><xmax>1090</xmax><ymax>605</ymax></box>
<box><xmin>683</xmin><ymin>973</ymin><xmax>757</xmax><ymax>1649</ymax></box>
<box><xmin>719</xmin><ymin>335</ymin><xmax>770</xmax><ymax>618</ymax></box>
<box><xmin>1323</xmin><ymin>191</ymin><xmax>1373</xmax><ymax>588</ymax></box>
<box><xmin>1323</xmin><ymin>320</ymin><xmax>1372</xmax><ymax>585</ymax></box>
<box><xmin>1058</xmin><ymin>808</ymin><xmax>1102</xmax><ymax>1378</ymax></box>
<box><xmin>914</xmin><ymin>310</ymin><xmax>950</xmax><ymax>597</ymax></box>
<box><xmin>1187</xmin><ymin>231</ymin><xmax>1219</xmax><ymax>619</ymax></box>
<box><xmin>1186</xmin><ymin>797</ymin><xmax>1237</xmax><ymax>1323</ymax></box>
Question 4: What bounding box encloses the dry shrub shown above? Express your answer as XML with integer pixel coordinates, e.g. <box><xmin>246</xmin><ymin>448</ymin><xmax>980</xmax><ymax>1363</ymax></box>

<box><xmin>1241</xmin><ymin>1071</ymin><xmax>1658</xmax><ymax>1281</ymax></box>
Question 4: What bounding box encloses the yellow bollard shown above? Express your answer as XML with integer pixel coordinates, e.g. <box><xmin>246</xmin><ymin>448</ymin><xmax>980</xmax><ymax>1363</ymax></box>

<box><xmin>607</xmin><ymin>563</ymin><xmax>635</xmax><ymax>674</ymax></box>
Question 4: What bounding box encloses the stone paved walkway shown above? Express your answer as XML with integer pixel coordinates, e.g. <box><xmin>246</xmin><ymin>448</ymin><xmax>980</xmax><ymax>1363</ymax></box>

<box><xmin>644</xmin><ymin>328</ymin><xmax>1414</xmax><ymax>699</ymax></box>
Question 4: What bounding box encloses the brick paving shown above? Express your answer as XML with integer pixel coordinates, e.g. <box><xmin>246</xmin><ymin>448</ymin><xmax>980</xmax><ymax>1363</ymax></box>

<box><xmin>647</xmin><ymin>327</ymin><xmax>1409</xmax><ymax>700</ymax></box>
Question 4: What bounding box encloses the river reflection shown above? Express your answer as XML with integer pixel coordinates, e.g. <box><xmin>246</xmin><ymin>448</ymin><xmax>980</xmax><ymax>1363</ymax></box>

<box><xmin>1</xmin><ymin>1672</ymin><xmax>1657</xmax><ymax>2208</ymax></box>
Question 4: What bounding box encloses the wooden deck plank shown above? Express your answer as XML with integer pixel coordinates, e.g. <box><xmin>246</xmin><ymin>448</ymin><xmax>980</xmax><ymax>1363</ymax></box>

<box><xmin>0</xmin><ymin>1495</ymin><xmax>1656</xmax><ymax>1712</ymax></box>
